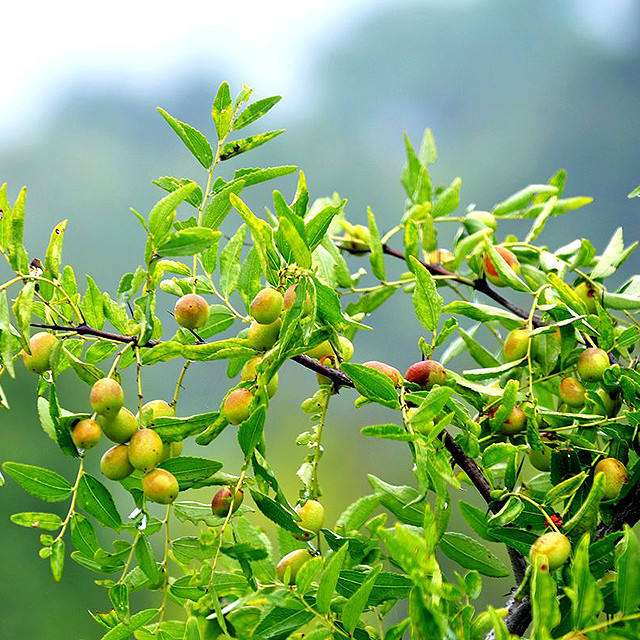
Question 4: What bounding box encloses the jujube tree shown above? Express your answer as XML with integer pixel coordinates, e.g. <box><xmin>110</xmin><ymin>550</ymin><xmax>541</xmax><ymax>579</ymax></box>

<box><xmin>1</xmin><ymin>81</ymin><xmax>640</xmax><ymax>639</ymax></box>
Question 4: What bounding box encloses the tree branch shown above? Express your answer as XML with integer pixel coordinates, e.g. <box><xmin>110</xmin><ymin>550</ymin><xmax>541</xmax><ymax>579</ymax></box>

<box><xmin>380</xmin><ymin>244</ymin><xmax>543</xmax><ymax>328</ymax></box>
<box><xmin>30</xmin><ymin>322</ymin><xmax>159</xmax><ymax>347</ymax></box>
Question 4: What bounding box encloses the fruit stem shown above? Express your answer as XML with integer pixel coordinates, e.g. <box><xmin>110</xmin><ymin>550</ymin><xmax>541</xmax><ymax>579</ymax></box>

<box><xmin>310</xmin><ymin>387</ymin><xmax>331</xmax><ymax>501</ymax></box>
<box><xmin>53</xmin><ymin>457</ymin><xmax>85</xmax><ymax>544</ymax></box>
<box><xmin>171</xmin><ymin>361</ymin><xmax>191</xmax><ymax>409</ymax></box>
<box><xmin>509</xmin><ymin>492</ymin><xmax>561</xmax><ymax>534</ymax></box>
<box><xmin>158</xmin><ymin>503</ymin><xmax>173</xmax><ymax>624</ymax></box>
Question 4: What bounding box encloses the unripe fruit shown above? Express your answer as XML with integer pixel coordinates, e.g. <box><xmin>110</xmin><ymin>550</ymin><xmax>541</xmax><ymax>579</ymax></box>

<box><xmin>293</xmin><ymin>500</ymin><xmax>325</xmax><ymax>540</ymax></box>
<box><xmin>71</xmin><ymin>419</ymin><xmax>102</xmax><ymax>450</ymax></box>
<box><xmin>159</xmin><ymin>441</ymin><xmax>183</xmax><ymax>463</ymax></box>
<box><xmin>405</xmin><ymin>360</ymin><xmax>447</xmax><ymax>388</ymax></box>
<box><xmin>558</xmin><ymin>378</ymin><xmax>586</xmax><ymax>408</ymax></box>
<box><xmin>338</xmin><ymin>336</ymin><xmax>354</xmax><ymax>362</ymax></box>
<box><xmin>574</xmin><ymin>281</ymin><xmax>600</xmax><ymax>314</ymax></box>
<box><xmin>250</xmin><ymin>288</ymin><xmax>284</xmax><ymax>324</ymax></box>
<box><xmin>247</xmin><ymin>319</ymin><xmax>281</xmax><ymax>350</ymax></box>
<box><xmin>22</xmin><ymin>331</ymin><xmax>58</xmax><ymax>374</ymax></box>
<box><xmin>489</xmin><ymin>406</ymin><xmax>527</xmax><ymax>435</ymax></box>
<box><xmin>594</xmin><ymin>458</ymin><xmax>628</xmax><ymax>500</ymax></box>
<box><xmin>240</xmin><ymin>356</ymin><xmax>278</xmax><ymax>397</ymax></box>
<box><xmin>342</xmin><ymin>224</ymin><xmax>370</xmax><ymax>253</ymax></box>
<box><xmin>211</xmin><ymin>486</ymin><xmax>244</xmax><ymax>517</ymax></box>
<box><xmin>503</xmin><ymin>329</ymin><xmax>530</xmax><ymax>362</ymax></box>
<box><xmin>100</xmin><ymin>444</ymin><xmax>134</xmax><ymax>481</ymax></box>
<box><xmin>128</xmin><ymin>428</ymin><xmax>164</xmax><ymax>472</ymax></box>
<box><xmin>90</xmin><ymin>378</ymin><xmax>124</xmax><ymax>417</ymax></box>
<box><xmin>139</xmin><ymin>399</ymin><xmax>175</xmax><ymax>424</ymax></box>
<box><xmin>276</xmin><ymin>549</ymin><xmax>314</xmax><ymax>584</ymax></box>
<box><xmin>363</xmin><ymin>361</ymin><xmax>403</xmax><ymax>387</ymax></box>
<box><xmin>174</xmin><ymin>293</ymin><xmax>210</xmax><ymax>330</ymax></box>
<box><xmin>528</xmin><ymin>436</ymin><xmax>553</xmax><ymax>472</ymax></box>
<box><xmin>223</xmin><ymin>388</ymin><xmax>253</xmax><ymax>425</ymax></box>
<box><xmin>577</xmin><ymin>348</ymin><xmax>609</xmax><ymax>382</ymax></box>
<box><xmin>283</xmin><ymin>285</ymin><xmax>312</xmax><ymax>316</ymax></box>
<box><xmin>529</xmin><ymin>532</ymin><xmax>571</xmax><ymax>571</ymax></box>
<box><xmin>143</xmin><ymin>469</ymin><xmax>179</xmax><ymax>504</ymax></box>
<box><xmin>560</xmin><ymin>633</ymin><xmax>588</xmax><ymax>640</ymax></box>
<box><xmin>316</xmin><ymin>354</ymin><xmax>338</xmax><ymax>386</ymax></box>
<box><xmin>483</xmin><ymin>246</ymin><xmax>521</xmax><ymax>287</ymax></box>
<box><xmin>305</xmin><ymin>340</ymin><xmax>336</xmax><ymax>360</ymax></box>
<box><xmin>99</xmin><ymin>407</ymin><xmax>138</xmax><ymax>443</ymax></box>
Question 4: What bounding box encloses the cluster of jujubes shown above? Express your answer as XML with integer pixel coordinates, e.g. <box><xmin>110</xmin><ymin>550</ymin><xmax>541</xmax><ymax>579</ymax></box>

<box><xmin>87</xmin><ymin>378</ymin><xmax>181</xmax><ymax>504</ymax></box>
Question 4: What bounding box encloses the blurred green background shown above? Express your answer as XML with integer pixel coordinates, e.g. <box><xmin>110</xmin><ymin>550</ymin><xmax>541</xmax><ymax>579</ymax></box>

<box><xmin>1</xmin><ymin>0</ymin><xmax>639</xmax><ymax>637</ymax></box>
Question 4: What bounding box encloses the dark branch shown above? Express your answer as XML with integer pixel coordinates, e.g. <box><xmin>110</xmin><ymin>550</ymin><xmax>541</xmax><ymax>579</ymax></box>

<box><xmin>380</xmin><ymin>244</ymin><xmax>543</xmax><ymax>328</ymax></box>
<box><xmin>30</xmin><ymin>322</ymin><xmax>159</xmax><ymax>348</ymax></box>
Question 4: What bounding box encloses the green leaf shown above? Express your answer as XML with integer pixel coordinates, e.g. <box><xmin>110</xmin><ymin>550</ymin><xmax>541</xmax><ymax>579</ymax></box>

<box><xmin>567</xmin><ymin>534</ymin><xmax>603</xmax><ymax>628</ymax></box>
<box><xmin>463</xmin><ymin>359</ymin><xmax>524</xmax><ymax>381</ymax></box>
<box><xmin>182</xmin><ymin>338</ymin><xmax>256</xmax><ymax>362</ymax></box>
<box><xmin>234</xmin><ymin>165</ymin><xmax>297</xmax><ymax>188</ymax></box>
<box><xmin>616</xmin><ymin>525</ymin><xmax>640</xmax><ymax>614</ymax></box>
<box><xmin>545</xmin><ymin>472</ymin><xmax>587</xmax><ymax>505</ymax></box>
<box><xmin>443</xmin><ymin>301</ymin><xmax>523</xmax><ymax>329</ymax></box>
<box><xmin>439</xmin><ymin>532</ymin><xmax>510</xmax><ymax>577</ymax></box>
<box><xmin>109</xmin><ymin>583</ymin><xmax>130</xmax><ymax>623</ymax></box>
<box><xmin>2</xmin><ymin>462</ymin><xmax>72</xmax><ymax>502</ymax></box>
<box><xmin>592</xmin><ymin>227</ymin><xmax>637</xmax><ymax>279</ymax></box>
<box><xmin>0</xmin><ymin>291</ymin><xmax>15</xmax><ymax>378</ymax></box>
<box><xmin>12</xmin><ymin>281</ymin><xmax>35</xmax><ymax>344</ymax></box>
<box><xmin>45</xmin><ymin>220</ymin><xmax>67</xmax><ymax>278</ymax></box>
<box><xmin>335</xmin><ymin>494</ymin><xmax>381</xmax><ymax>534</ymax></box>
<box><xmin>6</xmin><ymin>186</ymin><xmax>29</xmax><ymax>273</ymax></box>
<box><xmin>174</xmin><ymin>501</ymin><xmax>245</xmax><ymax>527</ymax></box>
<box><xmin>492</xmin><ymin>184</ymin><xmax>558</xmax><ymax>217</ymax></box>
<box><xmin>367</xmin><ymin>207</ymin><xmax>386</xmax><ymax>280</ymax></box>
<box><xmin>409</xmin><ymin>256</ymin><xmax>442</xmax><ymax>332</ymax></box>
<box><xmin>252</xmin><ymin>607</ymin><xmax>313</xmax><ymax>640</ymax></box>
<box><xmin>278</xmin><ymin>216</ymin><xmax>311</xmax><ymax>268</ymax></box>
<box><xmin>135</xmin><ymin>535</ymin><xmax>160</xmax><ymax>585</ymax></box>
<box><xmin>158</xmin><ymin>108</ymin><xmax>213</xmax><ymax>168</ymax></box>
<box><xmin>212</xmin><ymin>81</ymin><xmax>233</xmax><ymax>139</ymax></box>
<box><xmin>77</xmin><ymin>474</ymin><xmax>122</xmax><ymax>530</ymax></box>
<box><xmin>153</xmin><ymin>176</ymin><xmax>203</xmax><ymax>208</ymax></box>
<box><xmin>484</xmin><ymin>239</ymin><xmax>530</xmax><ymax>292</ymax></box>
<box><xmin>140</xmin><ymin>341</ymin><xmax>183</xmax><ymax>365</ymax></box>
<box><xmin>457</xmin><ymin>326</ymin><xmax>500</xmax><ymax>368</ymax></box>
<box><xmin>219</xmin><ymin>224</ymin><xmax>247</xmax><ymax>297</ymax></box>
<box><xmin>305</xmin><ymin>200</ymin><xmax>346</xmax><ymax>252</ymax></box>
<box><xmin>220</xmin><ymin>130</ymin><xmax>285</xmax><ymax>161</ymax></box>
<box><xmin>148</xmin><ymin>181</ymin><xmax>199</xmax><ymax>241</ymax></box>
<box><xmin>238</xmin><ymin>406</ymin><xmax>267</xmax><ymax>458</ymax></box>
<box><xmin>156</xmin><ymin>228</ymin><xmax>220</xmax><ymax>257</ymax></box>
<box><xmin>368</xmin><ymin>475</ymin><xmax>423</xmax><ymax>526</ymax></box>
<box><xmin>70</xmin><ymin>514</ymin><xmax>98</xmax><ymax>557</ymax></box>
<box><xmin>336</xmin><ymin>569</ymin><xmax>413</xmax><ymax>606</ymax></box>
<box><xmin>342</xmin><ymin>565</ymin><xmax>382</xmax><ymax>634</ymax></box>
<box><xmin>100</xmin><ymin>608</ymin><xmax>159</xmax><ymax>640</ymax></box>
<box><xmin>10</xmin><ymin>511</ymin><xmax>63</xmax><ymax>530</ymax></box>
<box><xmin>85</xmin><ymin>341</ymin><xmax>118</xmax><ymax>364</ymax></box>
<box><xmin>202</xmin><ymin>180</ymin><xmax>245</xmax><ymax>230</ymax></box>
<box><xmin>410</xmin><ymin>386</ymin><xmax>454</xmax><ymax>425</ymax></box>
<box><xmin>487</xmin><ymin>496</ymin><xmax>523</xmax><ymax>527</ymax></box>
<box><xmin>50</xmin><ymin>538</ymin><xmax>65</xmax><ymax>582</ymax></box>
<box><xmin>316</xmin><ymin>541</ymin><xmax>349</xmax><ymax>614</ymax></box>
<box><xmin>64</xmin><ymin>347</ymin><xmax>104</xmax><ymax>385</ymax></box>
<box><xmin>530</xmin><ymin>554</ymin><xmax>561</xmax><ymax>635</ymax></box>
<box><xmin>153</xmin><ymin>412</ymin><xmax>221</xmax><ymax>443</ymax></box>
<box><xmin>341</xmin><ymin>363</ymin><xmax>399</xmax><ymax>409</ymax></box>
<box><xmin>432</xmin><ymin>177</ymin><xmax>461</xmax><ymax>218</ymax></box>
<box><xmin>233</xmin><ymin>95</ymin><xmax>281</xmax><ymax>130</ymax></box>
<box><xmin>250</xmin><ymin>490</ymin><xmax>305</xmax><ymax>536</ymax></box>
<box><xmin>361</xmin><ymin>424</ymin><xmax>413</xmax><ymax>441</ymax></box>
<box><xmin>295</xmin><ymin>555</ymin><xmax>323</xmax><ymax>595</ymax></box>
<box><xmin>158</xmin><ymin>456</ymin><xmax>222</xmax><ymax>490</ymax></box>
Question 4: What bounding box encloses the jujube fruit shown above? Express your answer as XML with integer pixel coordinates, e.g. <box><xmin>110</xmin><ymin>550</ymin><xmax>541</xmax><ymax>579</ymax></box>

<box><xmin>577</xmin><ymin>347</ymin><xmax>609</xmax><ymax>382</ymax></box>
<box><xmin>159</xmin><ymin>441</ymin><xmax>183</xmax><ymax>463</ymax></box>
<box><xmin>558</xmin><ymin>378</ymin><xmax>586</xmax><ymax>408</ymax></box>
<box><xmin>574</xmin><ymin>281</ymin><xmax>600</xmax><ymax>314</ymax></box>
<box><xmin>594</xmin><ymin>458</ymin><xmax>628</xmax><ymax>500</ymax></box>
<box><xmin>464</xmin><ymin>211</ymin><xmax>498</xmax><ymax>233</ymax></box>
<box><xmin>223</xmin><ymin>388</ymin><xmax>253</xmax><ymax>425</ymax></box>
<box><xmin>71</xmin><ymin>419</ymin><xmax>102</xmax><ymax>450</ymax></box>
<box><xmin>211</xmin><ymin>486</ymin><xmax>244</xmax><ymax>517</ymax></box>
<box><xmin>426</xmin><ymin>248</ymin><xmax>455</xmax><ymax>269</ymax></box>
<box><xmin>276</xmin><ymin>549</ymin><xmax>314</xmax><ymax>584</ymax></box>
<box><xmin>143</xmin><ymin>469</ymin><xmax>179</xmax><ymax>504</ymax></box>
<box><xmin>247</xmin><ymin>319</ymin><xmax>281</xmax><ymax>350</ymax></box>
<box><xmin>90</xmin><ymin>378</ymin><xmax>124</xmax><ymax>417</ymax></box>
<box><xmin>483</xmin><ymin>246</ymin><xmax>521</xmax><ymax>287</ymax></box>
<box><xmin>489</xmin><ymin>405</ymin><xmax>527</xmax><ymax>435</ymax></box>
<box><xmin>594</xmin><ymin>389</ymin><xmax>618</xmax><ymax>418</ymax></box>
<box><xmin>528</xmin><ymin>435</ymin><xmax>554</xmax><ymax>472</ymax></box>
<box><xmin>293</xmin><ymin>499</ymin><xmax>325</xmax><ymax>540</ymax></box>
<box><xmin>240</xmin><ymin>356</ymin><xmax>278</xmax><ymax>397</ymax></box>
<box><xmin>503</xmin><ymin>328</ymin><xmax>530</xmax><ymax>362</ymax></box>
<box><xmin>529</xmin><ymin>531</ymin><xmax>571</xmax><ymax>571</ymax></box>
<box><xmin>363</xmin><ymin>361</ymin><xmax>403</xmax><ymax>387</ymax></box>
<box><xmin>283</xmin><ymin>284</ymin><xmax>312</xmax><ymax>316</ymax></box>
<box><xmin>128</xmin><ymin>428</ymin><xmax>164</xmax><ymax>472</ymax></box>
<box><xmin>405</xmin><ymin>360</ymin><xmax>447</xmax><ymax>388</ymax></box>
<box><xmin>174</xmin><ymin>293</ymin><xmax>210</xmax><ymax>329</ymax></box>
<box><xmin>139</xmin><ymin>399</ymin><xmax>175</xmax><ymax>424</ymax></box>
<box><xmin>99</xmin><ymin>407</ymin><xmax>138</xmax><ymax>443</ymax></box>
<box><xmin>100</xmin><ymin>444</ymin><xmax>134</xmax><ymax>481</ymax></box>
<box><xmin>250</xmin><ymin>288</ymin><xmax>284</xmax><ymax>324</ymax></box>
<box><xmin>22</xmin><ymin>331</ymin><xmax>58</xmax><ymax>374</ymax></box>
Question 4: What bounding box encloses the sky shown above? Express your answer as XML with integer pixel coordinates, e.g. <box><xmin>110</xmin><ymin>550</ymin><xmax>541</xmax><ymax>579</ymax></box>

<box><xmin>3</xmin><ymin>0</ymin><xmax>636</xmax><ymax>145</ymax></box>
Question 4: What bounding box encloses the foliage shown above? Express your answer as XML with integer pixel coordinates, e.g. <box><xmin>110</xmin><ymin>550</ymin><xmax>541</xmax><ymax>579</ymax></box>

<box><xmin>1</xmin><ymin>81</ymin><xmax>640</xmax><ymax>639</ymax></box>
